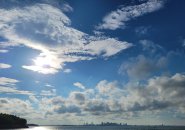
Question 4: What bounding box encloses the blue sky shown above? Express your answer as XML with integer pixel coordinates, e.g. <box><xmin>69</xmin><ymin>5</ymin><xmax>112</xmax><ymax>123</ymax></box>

<box><xmin>0</xmin><ymin>0</ymin><xmax>185</xmax><ymax>125</ymax></box>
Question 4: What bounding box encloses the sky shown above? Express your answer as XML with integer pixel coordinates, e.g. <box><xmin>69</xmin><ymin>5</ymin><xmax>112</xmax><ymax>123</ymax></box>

<box><xmin>0</xmin><ymin>0</ymin><xmax>185</xmax><ymax>125</ymax></box>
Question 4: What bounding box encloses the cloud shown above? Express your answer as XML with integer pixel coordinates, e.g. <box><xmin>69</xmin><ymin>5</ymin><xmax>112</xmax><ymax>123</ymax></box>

<box><xmin>135</xmin><ymin>26</ymin><xmax>151</xmax><ymax>36</ymax></box>
<box><xmin>40</xmin><ymin>89</ymin><xmax>56</xmax><ymax>96</ymax></box>
<box><xmin>97</xmin><ymin>0</ymin><xmax>165</xmax><ymax>30</ymax></box>
<box><xmin>0</xmin><ymin>77</ymin><xmax>19</xmax><ymax>86</ymax></box>
<box><xmin>96</xmin><ymin>80</ymin><xmax>119</xmax><ymax>94</ymax></box>
<box><xmin>0</xmin><ymin>63</ymin><xmax>12</xmax><ymax>69</ymax></box>
<box><xmin>33</xmin><ymin>73</ymin><xmax>185</xmax><ymax>122</ymax></box>
<box><xmin>63</xmin><ymin>68</ymin><xmax>72</xmax><ymax>73</ymax></box>
<box><xmin>54</xmin><ymin>104</ymin><xmax>81</xmax><ymax>114</ymax></box>
<box><xmin>0</xmin><ymin>86</ymin><xmax>33</xmax><ymax>95</ymax></box>
<box><xmin>0</xmin><ymin>3</ymin><xmax>132</xmax><ymax>74</ymax></box>
<box><xmin>139</xmin><ymin>39</ymin><xmax>164</xmax><ymax>53</ymax></box>
<box><xmin>90</xmin><ymin>74</ymin><xmax>185</xmax><ymax>114</ymax></box>
<box><xmin>119</xmin><ymin>54</ymin><xmax>167</xmax><ymax>80</ymax></box>
<box><xmin>84</xmin><ymin>99</ymin><xmax>110</xmax><ymax>115</ymax></box>
<box><xmin>69</xmin><ymin>92</ymin><xmax>86</xmax><ymax>105</ymax></box>
<box><xmin>0</xmin><ymin>77</ymin><xmax>33</xmax><ymax>95</ymax></box>
<box><xmin>45</xmin><ymin>83</ymin><xmax>54</xmax><ymax>88</ymax></box>
<box><xmin>0</xmin><ymin>49</ymin><xmax>8</xmax><ymax>53</ymax></box>
<box><xmin>29</xmin><ymin>95</ymin><xmax>39</xmax><ymax>103</ymax></box>
<box><xmin>61</xmin><ymin>3</ymin><xmax>73</xmax><ymax>12</ymax></box>
<box><xmin>182</xmin><ymin>39</ymin><xmax>185</xmax><ymax>47</ymax></box>
<box><xmin>0</xmin><ymin>98</ymin><xmax>35</xmax><ymax>118</ymax></box>
<box><xmin>124</xmin><ymin>73</ymin><xmax>185</xmax><ymax>112</ymax></box>
<box><xmin>73</xmin><ymin>82</ymin><xmax>86</xmax><ymax>89</ymax></box>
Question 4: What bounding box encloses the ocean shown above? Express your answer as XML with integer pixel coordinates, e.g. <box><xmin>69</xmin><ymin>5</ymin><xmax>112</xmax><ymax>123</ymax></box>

<box><xmin>12</xmin><ymin>125</ymin><xmax>185</xmax><ymax>130</ymax></box>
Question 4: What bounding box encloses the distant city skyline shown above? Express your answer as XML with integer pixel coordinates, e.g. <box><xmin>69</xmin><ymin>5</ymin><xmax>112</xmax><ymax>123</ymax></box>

<box><xmin>0</xmin><ymin>0</ymin><xmax>185</xmax><ymax>125</ymax></box>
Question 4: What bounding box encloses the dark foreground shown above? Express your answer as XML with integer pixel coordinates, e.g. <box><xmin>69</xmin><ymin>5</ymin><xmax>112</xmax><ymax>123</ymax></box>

<box><xmin>0</xmin><ymin>113</ymin><xmax>28</xmax><ymax>129</ymax></box>
<box><xmin>13</xmin><ymin>125</ymin><xmax>185</xmax><ymax>130</ymax></box>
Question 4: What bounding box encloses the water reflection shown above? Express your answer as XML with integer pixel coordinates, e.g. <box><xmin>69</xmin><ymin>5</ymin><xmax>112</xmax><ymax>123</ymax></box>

<box><xmin>28</xmin><ymin>127</ymin><xmax>50</xmax><ymax>130</ymax></box>
<box><xmin>18</xmin><ymin>126</ymin><xmax>52</xmax><ymax>130</ymax></box>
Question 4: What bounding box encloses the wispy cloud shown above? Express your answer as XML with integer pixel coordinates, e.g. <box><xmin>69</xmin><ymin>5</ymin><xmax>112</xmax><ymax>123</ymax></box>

<box><xmin>0</xmin><ymin>86</ymin><xmax>33</xmax><ymax>95</ymax></box>
<box><xmin>182</xmin><ymin>39</ymin><xmax>185</xmax><ymax>47</ymax></box>
<box><xmin>64</xmin><ymin>68</ymin><xmax>72</xmax><ymax>73</ymax></box>
<box><xmin>73</xmin><ymin>82</ymin><xmax>86</xmax><ymax>90</ymax></box>
<box><xmin>97</xmin><ymin>0</ymin><xmax>165</xmax><ymax>30</ymax></box>
<box><xmin>61</xmin><ymin>3</ymin><xmax>73</xmax><ymax>12</ymax></box>
<box><xmin>0</xmin><ymin>77</ymin><xmax>19</xmax><ymax>86</ymax></box>
<box><xmin>0</xmin><ymin>77</ymin><xmax>33</xmax><ymax>95</ymax></box>
<box><xmin>0</xmin><ymin>49</ymin><xmax>8</xmax><ymax>53</ymax></box>
<box><xmin>0</xmin><ymin>3</ymin><xmax>132</xmax><ymax>74</ymax></box>
<box><xmin>0</xmin><ymin>63</ymin><xmax>12</xmax><ymax>69</ymax></box>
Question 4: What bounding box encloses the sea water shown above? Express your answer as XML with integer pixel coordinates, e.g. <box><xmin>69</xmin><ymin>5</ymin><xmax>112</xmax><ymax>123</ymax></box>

<box><xmin>12</xmin><ymin>125</ymin><xmax>185</xmax><ymax>130</ymax></box>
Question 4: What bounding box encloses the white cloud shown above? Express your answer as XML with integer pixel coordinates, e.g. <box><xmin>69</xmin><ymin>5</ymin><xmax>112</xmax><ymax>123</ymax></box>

<box><xmin>97</xmin><ymin>0</ymin><xmax>165</xmax><ymax>30</ymax></box>
<box><xmin>64</xmin><ymin>68</ymin><xmax>72</xmax><ymax>73</ymax></box>
<box><xmin>84</xmin><ymin>38</ymin><xmax>131</xmax><ymax>57</ymax></box>
<box><xmin>45</xmin><ymin>83</ymin><xmax>54</xmax><ymax>88</ymax></box>
<box><xmin>135</xmin><ymin>26</ymin><xmax>151</xmax><ymax>36</ymax></box>
<box><xmin>29</xmin><ymin>95</ymin><xmax>39</xmax><ymax>103</ymax></box>
<box><xmin>0</xmin><ymin>63</ymin><xmax>12</xmax><ymax>69</ymax></box>
<box><xmin>119</xmin><ymin>54</ymin><xmax>167</xmax><ymax>80</ymax></box>
<box><xmin>26</xmin><ymin>74</ymin><xmax>185</xmax><ymax>124</ymax></box>
<box><xmin>0</xmin><ymin>86</ymin><xmax>33</xmax><ymax>95</ymax></box>
<box><xmin>61</xmin><ymin>3</ymin><xmax>73</xmax><ymax>12</ymax></box>
<box><xmin>73</xmin><ymin>82</ymin><xmax>86</xmax><ymax>90</ymax></box>
<box><xmin>0</xmin><ymin>77</ymin><xmax>19</xmax><ymax>86</ymax></box>
<box><xmin>96</xmin><ymin>80</ymin><xmax>118</xmax><ymax>94</ymax></box>
<box><xmin>139</xmin><ymin>39</ymin><xmax>163</xmax><ymax>53</ymax></box>
<box><xmin>0</xmin><ymin>3</ymin><xmax>131</xmax><ymax>74</ymax></box>
<box><xmin>0</xmin><ymin>77</ymin><xmax>33</xmax><ymax>95</ymax></box>
<box><xmin>0</xmin><ymin>49</ymin><xmax>8</xmax><ymax>53</ymax></box>
<box><xmin>40</xmin><ymin>89</ymin><xmax>56</xmax><ymax>96</ymax></box>
<box><xmin>0</xmin><ymin>97</ymin><xmax>36</xmax><ymax>119</ymax></box>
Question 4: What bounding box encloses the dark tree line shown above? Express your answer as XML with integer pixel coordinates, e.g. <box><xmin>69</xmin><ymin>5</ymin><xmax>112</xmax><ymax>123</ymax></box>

<box><xmin>0</xmin><ymin>113</ymin><xmax>28</xmax><ymax>129</ymax></box>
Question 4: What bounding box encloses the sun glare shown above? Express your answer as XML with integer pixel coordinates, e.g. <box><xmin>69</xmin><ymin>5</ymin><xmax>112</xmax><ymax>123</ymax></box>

<box><xmin>33</xmin><ymin>56</ymin><xmax>52</xmax><ymax>67</ymax></box>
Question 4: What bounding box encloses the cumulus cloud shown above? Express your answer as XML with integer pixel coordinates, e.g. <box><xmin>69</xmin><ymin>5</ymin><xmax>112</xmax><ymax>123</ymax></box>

<box><xmin>69</xmin><ymin>92</ymin><xmax>86</xmax><ymax>105</ymax></box>
<box><xmin>90</xmin><ymin>74</ymin><xmax>185</xmax><ymax>115</ymax></box>
<box><xmin>73</xmin><ymin>82</ymin><xmax>86</xmax><ymax>89</ymax></box>
<box><xmin>0</xmin><ymin>63</ymin><xmax>12</xmax><ymax>69</ymax></box>
<box><xmin>0</xmin><ymin>3</ymin><xmax>132</xmax><ymax>74</ymax></box>
<box><xmin>123</xmin><ymin>73</ymin><xmax>185</xmax><ymax>112</ymax></box>
<box><xmin>29</xmin><ymin>95</ymin><xmax>39</xmax><ymax>103</ymax></box>
<box><xmin>119</xmin><ymin>54</ymin><xmax>167</xmax><ymax>80</ymax></box>
<box><xmin>96</xmin><ymin>80</ymin><xmax>121</xmax><ymax>96</ymax></box>
<box><xmin>0</xmin><ymin>98</ymin><xmax>34</xmax><ymax>116</ymax></box>
<box><xmin>97</xmin><ymin>0</ymin><xmax>165</xmax><ymax>30</ymax></box>
<box><xmin>28</xmin><ymin>73</ymin><xmax>185</xmax><ymax>122</ymax></box>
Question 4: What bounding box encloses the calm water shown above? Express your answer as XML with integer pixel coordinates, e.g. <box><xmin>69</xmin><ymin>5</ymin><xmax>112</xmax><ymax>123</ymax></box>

<box><xmin>11</xmin><ymin>125</ymin><xmax>185</xmax><ymax>130</ymax></box>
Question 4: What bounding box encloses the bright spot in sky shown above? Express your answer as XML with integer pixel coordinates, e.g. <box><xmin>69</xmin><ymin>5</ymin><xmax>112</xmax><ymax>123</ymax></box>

<box><xmin>33</xmin><ymin>56</ymin><xmax>52</xmax><ymax>67</ymax></box>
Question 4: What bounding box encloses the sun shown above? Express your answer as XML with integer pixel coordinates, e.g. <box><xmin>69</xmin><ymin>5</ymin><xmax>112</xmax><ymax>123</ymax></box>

<box><xmin>33</xmin><ymin>56</ymin><xmax>52</xmax><ymax>67</ymax></box>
